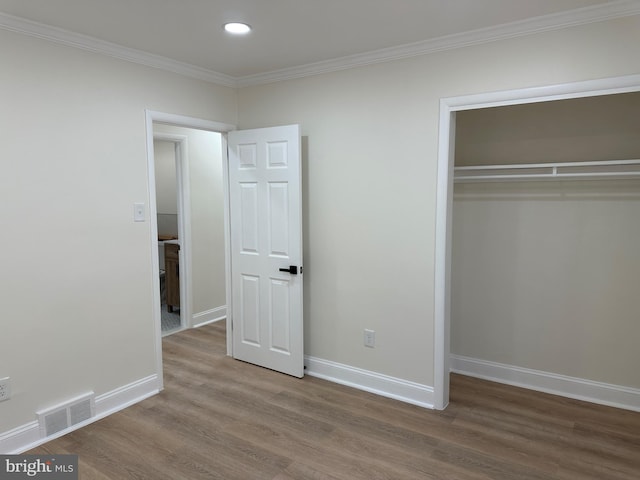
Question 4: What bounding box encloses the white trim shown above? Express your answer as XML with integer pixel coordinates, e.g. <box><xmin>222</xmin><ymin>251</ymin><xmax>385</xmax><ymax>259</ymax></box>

<box><xmin>443</xmin><ymin>75</ymin><xmax>640</xmax><ymax>112</ymax></box>
<box><xmin>451</xmin><ymin>355</ymin><xmax>640</xmax><ymax>412</ymax></box>
<box><xmin>174</xmin><ymin>137</ymin><xmax>191</xmax><ymax>329</ymax></box>
<box><xmin>0</xmin><ymin>374</ymin><xmax>159</xmax><ymax>454</ymax></box>
<box><xmin>305</xmin><ymin>356</ymin><xmax>434</xmax><ymax>409</ymax></box>
<box><xmin>2</xmin><ymin>2</ymin><xmax>639</xmax><ymax>88</ymax></box>
<box><xmin>454</xmin><ymin>158</ymin><xmax>640</xmax><ymax>182</ymax></box>
<box><xmin>192</xmin><ymin>305</ymin><xmax>227</xmax><ymax>328</ymax></box>
<box><xmin>0</xmin><ymin>422</ymin><xmax>39</xmax><ymax>455</ymax></box>
<box><xmin>148</xmin><ymin>111</ymin><xmax>235</xmax><ymax>133</ymax></box>
<box><xmin>146</xmin><ymin>111</ymin><xmax>165</xmax><ymax>392</ymax></box>
<box><xmin>94</xmin><ymin>375</ymin><xmax>159</xmax><ymax>418</ymax></box>
<box><xmin>434</xmin><ymin>73</ymin><xmax>640</xmax><ymax>411</ymax></box>
<box><xmin>433</xmin><ymin>105</ymin><xmax>455</xmax><ymax>411</ymax></box>
<box><xmin>221</xmin><ymin>134</ymin><xmax>233</xmax><ymax>357</ymax></box>
<box><xmin>0</xmin><ymin>12</ymin><xmax>236</xmax><ymax>87</ymax></box>
<box><xmin>236</xmin><ymin>0</ymin><xmax>640</xmax><ymax>87</ymax></box>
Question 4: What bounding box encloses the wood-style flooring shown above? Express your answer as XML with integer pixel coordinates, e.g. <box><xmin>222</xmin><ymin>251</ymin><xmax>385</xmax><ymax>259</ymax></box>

<box><xmin>29</xmin><ymin>322</ymin><xmax>640</xmax><ymax>479</ymax></box>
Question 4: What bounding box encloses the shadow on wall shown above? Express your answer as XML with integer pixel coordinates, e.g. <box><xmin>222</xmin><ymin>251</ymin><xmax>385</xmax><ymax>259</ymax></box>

<box><xmin>157</xmin><ymin>213</ymin><xmax>178</xmax><ymax>238</ymax></box>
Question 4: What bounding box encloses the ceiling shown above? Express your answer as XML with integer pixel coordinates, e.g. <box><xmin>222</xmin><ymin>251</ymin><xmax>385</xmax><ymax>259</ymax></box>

<box><xmin>0</xmin><ymin>0</ymin><xmax>636</xmax><ymax>86</ymax></box>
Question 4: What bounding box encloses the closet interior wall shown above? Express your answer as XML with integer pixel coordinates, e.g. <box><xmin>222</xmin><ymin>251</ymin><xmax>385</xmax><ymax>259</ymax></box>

<box><xmin>450</xmin><ymin>92</ymin><xmax>640</xmax><ymax>394</ymax></box>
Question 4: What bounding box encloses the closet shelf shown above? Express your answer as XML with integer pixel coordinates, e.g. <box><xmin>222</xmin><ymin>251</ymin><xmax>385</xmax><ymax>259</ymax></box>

<box><xmin>454</xmin><ymin>159</ymin><xmax>640</xmax><ymax>183</ymax></box>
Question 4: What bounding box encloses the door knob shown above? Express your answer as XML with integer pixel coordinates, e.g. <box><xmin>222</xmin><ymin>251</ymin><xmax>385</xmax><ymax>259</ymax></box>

<box><xmin>279</xmin><ymin>265</ymin><xmax>298</xmax><ymax>275</ymax></box>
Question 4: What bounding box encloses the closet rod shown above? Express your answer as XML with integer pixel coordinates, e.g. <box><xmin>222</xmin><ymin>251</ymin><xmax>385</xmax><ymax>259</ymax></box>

<box><xmin>454</xmin><ymin>159</ymin><xmax>640</xmax><ymax>182</ymax></box>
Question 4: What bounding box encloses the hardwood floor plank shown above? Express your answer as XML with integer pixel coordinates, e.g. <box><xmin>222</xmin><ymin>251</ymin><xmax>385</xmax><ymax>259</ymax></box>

<box><xmin>25</xmin><ymin>323</ymin><xmax>639</xmax><ymax>479</ymax></box>
<box><xmin>270</xmin><ymin>389</ymin><xmax>441</xmax><ymax>454</ymax></box>
<box><xmin>226</xmin><ymin>419</ymin><xmax>431</xmax><ymax>480</ymax></box>
<box><xmin>324</xmin><ymin>427</ymin><xmax>457</xmax><ymax>479</ymax></box>
<box><xmin>273</xmin><ymin>462</ymin><xmax>344</xmax><ymax>480</ymax></box>
<box><xmin>430</xmin><ymin>443</ymin><xmax>554</xmax><ymax>480</ymax></box>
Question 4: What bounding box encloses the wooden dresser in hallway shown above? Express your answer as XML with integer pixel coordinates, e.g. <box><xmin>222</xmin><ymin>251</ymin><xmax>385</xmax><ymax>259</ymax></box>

<box><xmin>164</xmin><ymin>242</ymin><xmax>179</xmax><ymax>312</ymax></box>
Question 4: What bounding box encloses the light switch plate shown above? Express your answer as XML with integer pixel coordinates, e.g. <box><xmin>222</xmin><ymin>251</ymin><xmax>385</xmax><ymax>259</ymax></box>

<box><xmin>134</xmin><ymin>202</ymin><xmax>145</xmax><ymax>222</ymax></box>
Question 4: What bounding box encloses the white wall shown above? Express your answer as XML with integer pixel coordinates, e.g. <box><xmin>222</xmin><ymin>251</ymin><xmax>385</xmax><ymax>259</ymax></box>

<box><xmin>0</xmin><ymin>28</ymin><xmax>236</xmax><ymax>437</ymax></box>
<box><xmin>236</xmin><ymin>16</ymin><xmax>640</xmax><ymax>392</ymax></box>
<box><xmin>154</xmin><ymin>140</ymin><xmax>178</xmax><ymax>216</ymax></box>
<box><xmin>452</xmin><ymin>180</ymin><xmax>640</xmax><ymax>389</ymax></box>
<box><xmin>153</xmin><ymin>125</ymin><xmax>226</xmax><ymax>320</ymax></box>
<box><xmin>455</xmin><ymin>92</ymin><xmax>640</xmax><ymax>166</ymax></box>
<box><xmin>154</xmin><ymin>140</ymin><xmax>179</xmax><ymax>238</ymax></box>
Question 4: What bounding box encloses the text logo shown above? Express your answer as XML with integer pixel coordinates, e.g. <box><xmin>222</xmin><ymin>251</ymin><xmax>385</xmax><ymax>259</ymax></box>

<box><xmin>0</xmin><ymin>456</ymin><xmax>78</xmax><ymax>479</ymax></box>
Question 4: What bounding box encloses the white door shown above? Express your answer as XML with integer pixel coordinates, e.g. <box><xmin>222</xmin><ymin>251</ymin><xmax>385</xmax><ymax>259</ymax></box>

<box><xmin>228</xmin><ymin>125</ymin><xmax>303</xmax><ymax>378</ymax></box>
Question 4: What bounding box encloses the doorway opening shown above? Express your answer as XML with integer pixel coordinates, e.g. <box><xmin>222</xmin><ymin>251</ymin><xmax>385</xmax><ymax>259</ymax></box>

<box><xmin>146</xmin><ymin>111</ymin><xmax>235</xmax><ymax>386</ymax></box>
<box><xmin>153</xmin><ymin>135</ymin><xmax>185</xmax><ymax>335</ymax></box>
<box><xmin>434</xmin><ymin>74</ymin><xmax>640</xmax><ymax>410</ymax></box>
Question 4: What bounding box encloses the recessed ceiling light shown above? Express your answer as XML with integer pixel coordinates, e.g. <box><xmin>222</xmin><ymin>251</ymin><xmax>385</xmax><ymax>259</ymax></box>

<box><xmin>224</xmin><ymin>22</ymin><xmax>252</xmax><ymax>35</ymax></box>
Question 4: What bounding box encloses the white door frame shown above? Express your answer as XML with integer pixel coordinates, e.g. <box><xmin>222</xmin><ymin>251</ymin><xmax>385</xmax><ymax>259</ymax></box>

<box><xmin>145</xmin><ymin>110</ymin><xmax>235</xmax><ymax>389</ymax></box>
<box><xmin>433</xmin><ymin>73</ymin><xmax>640</xmax><ymax>410</ymax></box>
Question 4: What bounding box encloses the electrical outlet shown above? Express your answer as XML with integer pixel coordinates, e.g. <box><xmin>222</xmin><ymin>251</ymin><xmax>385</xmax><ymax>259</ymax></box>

<box><xmin>0</xmin><ymin>377</ymin><xmax>11</xmax><ymax>402</ymax></box>
<box><xmin>364</xmin><ymin>329</ymin><xmax>375</xmax><ymax>348</ymax></box>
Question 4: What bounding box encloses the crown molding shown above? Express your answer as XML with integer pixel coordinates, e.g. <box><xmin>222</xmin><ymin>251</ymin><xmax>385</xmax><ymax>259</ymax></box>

<box><xmin>0</xmin><ymin>12</ymin><xmax>237</xmax><ymax>88</ymax></box>
<box><xmin>2</xmin><ymin>1</ymin><xmax>639</xmax><ymax>90</ymax></box>
<box><xmin>236</xmin><ymin>0</ymin><xmax>640</xmax><ymax>87</ymax></box>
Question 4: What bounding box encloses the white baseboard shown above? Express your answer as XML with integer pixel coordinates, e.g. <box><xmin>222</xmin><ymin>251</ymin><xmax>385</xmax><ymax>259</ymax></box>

<box><xmin>305</xmin><ymin>356</ymin><xmax>434</xmax><ymax>409</ymax></box>
<box><xmin>450</xmin><ymin>354</ymin><xmax>640</xmax><ymax>412</ymax></box>
<box><xmin>0</xmin><ymin>374</ymin><xmax>160</xmax><ymax>454</ymax></box>
<box><xmin>192</xmin><ymin>305</ymin><xmax>226</xmax><ymax>328</ymax></box>
<box><xmin>94</xmin><ymin>374</ymin><xmax>159</xmax><ymax>418</ymax></box>
<box><xmin>0</xmin><ymin>422</ymin><xmax>40</xmax><ymax>455</ymax></box>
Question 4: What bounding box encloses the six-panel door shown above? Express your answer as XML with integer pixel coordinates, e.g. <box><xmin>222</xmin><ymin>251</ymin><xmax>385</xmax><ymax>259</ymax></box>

<box><xmin>228</xmin><ymin>125</ymin><xmax>303</xmax><ymax>378</ymax></box>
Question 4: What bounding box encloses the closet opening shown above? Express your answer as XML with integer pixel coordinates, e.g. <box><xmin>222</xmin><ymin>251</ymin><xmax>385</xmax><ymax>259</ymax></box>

<box><xmin>434</xmin><ymin>75</ymin><xmax>640</xmax><ymax>411</ymax></box>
